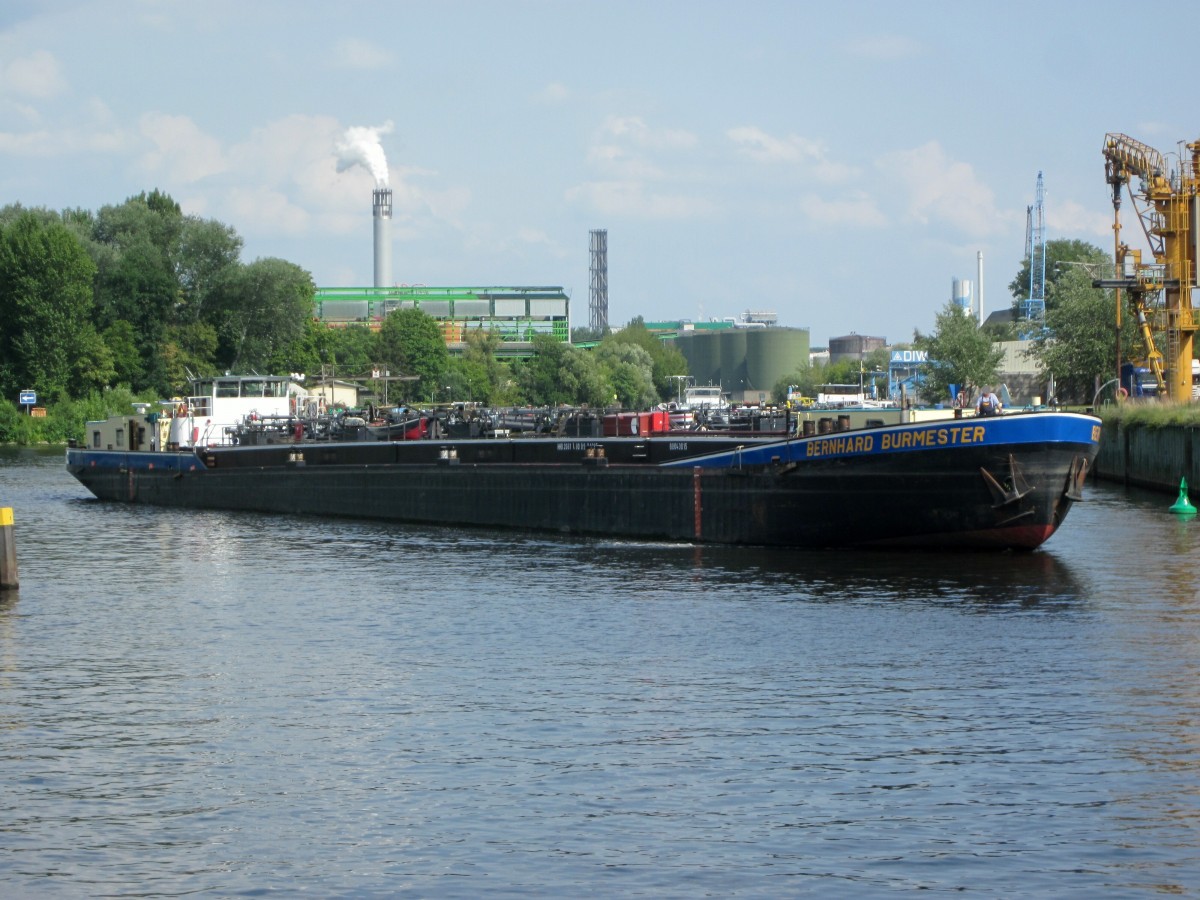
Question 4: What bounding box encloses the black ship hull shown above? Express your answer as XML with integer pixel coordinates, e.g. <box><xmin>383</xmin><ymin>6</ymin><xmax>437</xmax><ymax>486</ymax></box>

<box><xmin>67</xmin><ymin>412</ymin><xmax>1101</xmax><ymax>550</ymax></box>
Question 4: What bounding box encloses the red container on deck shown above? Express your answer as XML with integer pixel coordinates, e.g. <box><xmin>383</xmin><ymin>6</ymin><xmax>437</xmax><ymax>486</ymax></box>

<box><xmin>602</xmin><ymin>413</ymin><xmax>654</xmax><ymax>436</ymax></box>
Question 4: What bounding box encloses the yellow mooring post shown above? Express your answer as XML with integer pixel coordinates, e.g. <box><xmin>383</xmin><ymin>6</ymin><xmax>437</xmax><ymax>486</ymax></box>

<box><xmin>0</xmin><ymin>507</ymin><xmax>17</xmax><ymax>590</ymax></box>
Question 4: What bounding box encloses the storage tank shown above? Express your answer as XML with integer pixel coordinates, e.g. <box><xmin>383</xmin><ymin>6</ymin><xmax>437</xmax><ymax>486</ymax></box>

<box><xmin>952</xmin><ymin>278</ymin><xmax>972</xmax><ymax>315</ymax></box>
<box><xmin>719</xmin><ymin>329</ymin><xmax>748</xmax><ymax>395</ymax></box>
<box><xmin>677</xmin><ymin>332</ymin><xmax>720</xmax><ymax>388</ymax></box>
<box><xmin>746</xmin><ymin>328</ymin><xmax>810</xmax><ymax>396</ymax></box>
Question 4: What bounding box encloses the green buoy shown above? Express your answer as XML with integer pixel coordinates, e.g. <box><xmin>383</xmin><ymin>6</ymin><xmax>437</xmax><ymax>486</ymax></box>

<box><xmin>1169</xmin><ymin>478</ymin><xmax>1197</xmax><ymax>516</ymax></box>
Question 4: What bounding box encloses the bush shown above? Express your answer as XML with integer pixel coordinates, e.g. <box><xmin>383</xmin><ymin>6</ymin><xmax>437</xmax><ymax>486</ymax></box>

<box><xmin>0</xmin><ymin>387</ymin><xmax>142</xmax><ymax>445</ymax></box>
<box><xmin>1096</xmin><ymin>401</ymin><xmax>1200</xmax><ymax>429</ymax></box>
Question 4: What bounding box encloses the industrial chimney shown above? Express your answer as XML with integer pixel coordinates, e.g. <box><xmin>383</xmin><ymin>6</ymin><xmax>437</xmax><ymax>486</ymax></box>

<box><xmin>589</xmin><ymin>229</ymin><xmax>608</xmax><ymax>333</ymax></box>
<box><xmin>373</xmin><ymin>188</ymin><xmax>392</xmax><ymax>288</ymax></box>
<box><xmin>976</xmin><ymin>250</ymin><xmax>984</xmax><ymax>325</ymax></box>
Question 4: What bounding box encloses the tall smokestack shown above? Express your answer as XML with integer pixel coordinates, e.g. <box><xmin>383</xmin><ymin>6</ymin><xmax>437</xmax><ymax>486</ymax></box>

<box><xmin>373</xmin><ymin>187</ymin><xmax>392</xmax><ymax>288</ymax></box>
<box><xmin>335</xmin><ymin>123</ymin><xmax>394</xmax><ymax>288</ymax></box>
<box><xmin>976</xmin><ymin>250</ymin><xmax>984</xmax><ymax>325</ymax></box>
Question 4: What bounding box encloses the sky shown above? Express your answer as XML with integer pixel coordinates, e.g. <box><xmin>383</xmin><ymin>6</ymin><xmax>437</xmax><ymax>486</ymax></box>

<box><xmin>1</xmin><ymin>0</ymin><xmax>1196</xmax><ymax>347</ymax></box>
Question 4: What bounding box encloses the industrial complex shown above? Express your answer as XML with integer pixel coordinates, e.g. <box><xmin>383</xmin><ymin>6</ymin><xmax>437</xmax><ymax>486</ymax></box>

<box><xmin>318</xmin><ymin>140</ymin><xmax>1200</xmax><ymax>409</ymax></box>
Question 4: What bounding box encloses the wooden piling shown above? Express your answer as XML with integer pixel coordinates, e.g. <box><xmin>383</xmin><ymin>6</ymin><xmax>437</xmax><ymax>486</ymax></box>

<box><xmin>0</xmin><ymin>507</ymin><xmax>17</xmax><ymax>590</ymax></box>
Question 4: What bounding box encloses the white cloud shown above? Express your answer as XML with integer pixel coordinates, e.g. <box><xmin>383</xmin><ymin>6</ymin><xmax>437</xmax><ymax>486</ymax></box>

<box><xmin>138</xmin><ymin>112</ymin><xmax>228</xmax><ymax>183</ymax></box>
<box><xmin>0</xmin><ymin>93</ymin><xmax>131</xmax><ymax>158</ymax></box>
<box><xmin>420</xmin><ymin>184</ymin><xmax>472</xmax><ymax>230</ymax></box>
<box><xmin>571</xmin><ymin>114</ymin><xmax>709</xmax><ymax>219</ymax></box>
<box><xmin>586</xmin><ymin>142</ymin><xmax>663</xmax><ymax>180</ymax></box>
<box><xmin>0</xmin><ymin>129</ymin><xmax>53</xmax><ymax>155</ymax></box>
<box><xmin>225</xmin><ymin>114</ymin><xmax>379</xmax><ymax>235</ymax></box>
<box><xmin>728</xmin><ymin>126</ymin><xmax>855</xmax><ymax>182</ymax></box>
<box><xmin>224</xmin><ymin>186</ymin><xmax>312</xmax><ymax>237</ymax></box>
<box><xmin>565</xmin><ymin>180</ymin><xmax>713</xmax><ymax>219</ymax></box>
<box><xmin>330</xmin><ymin>37</ymin><xmax>393</xmax><ymax>70</ymax></box>
<box><xmin>537</xmin><ymin>82</ymin><xmax>569</xmax><ymax>104</ymax></box>
<box><xmin>1</xmin><ymin>49</ymin><xmax>68</xmax><ymax>99</ymax></box>
<box><xmin>876</xmin><ymin>141</ymin><xmax>1010</xmax><ymax>238</ymax></box>
<box><xmin>518</xmin><ymin>227</ymin><xmax>550</xmax><ymax>244</ymax></box>
<box><xmin>799</xmin><ymin>192</ymin><xmax>887</xmax><ymax>228</ymax></box>
<box><xmin>603</xmin><ymin>115</ymin><xmax>696</xmax><ymax>151</ymax></box>
<box><xmin>1048</xmin><ymin>198</ymin><xmax>1111</xmax><ymax>239</ymax></box>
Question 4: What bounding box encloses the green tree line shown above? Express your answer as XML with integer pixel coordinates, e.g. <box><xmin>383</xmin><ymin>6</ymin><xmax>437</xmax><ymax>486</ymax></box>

<box><xmin>0</xmin><ymin>191</ymin><xmax>689</xmax><ymax>442</ymax></box>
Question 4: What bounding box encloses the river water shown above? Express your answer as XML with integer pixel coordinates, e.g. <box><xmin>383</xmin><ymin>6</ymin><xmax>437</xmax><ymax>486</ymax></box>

<box><xmin>2</xmin><ymin>446</ymin><xmax>1200</xmax><ymax>896</ymax></box>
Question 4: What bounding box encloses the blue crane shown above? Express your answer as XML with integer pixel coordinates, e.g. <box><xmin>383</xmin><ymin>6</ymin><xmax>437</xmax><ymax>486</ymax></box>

<box><xmin>1020</xmin><ymin>172</ymin><xmax>1047</xmax><ymax>331</ymax></box>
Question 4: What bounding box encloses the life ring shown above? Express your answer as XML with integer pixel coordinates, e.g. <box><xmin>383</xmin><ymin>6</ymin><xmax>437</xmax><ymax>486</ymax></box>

<box><xmin>1116</xmin><ymin>386</ymin><xmax>1129</xmax><ymax>399</ymax></box>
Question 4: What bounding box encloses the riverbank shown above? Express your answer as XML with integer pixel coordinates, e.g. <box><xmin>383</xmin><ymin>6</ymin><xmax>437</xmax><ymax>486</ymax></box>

<box><xmin>1094</xmin><ymin>414</ymin><xmax>1200</xmax><ymax>493</ymax></box>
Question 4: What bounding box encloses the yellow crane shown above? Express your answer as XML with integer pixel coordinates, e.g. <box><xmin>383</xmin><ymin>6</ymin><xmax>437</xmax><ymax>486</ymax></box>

<box><xmin>1101</xmin><ymin>133</ymin><xmax>1200</xmax><ymax>402</ymax></box>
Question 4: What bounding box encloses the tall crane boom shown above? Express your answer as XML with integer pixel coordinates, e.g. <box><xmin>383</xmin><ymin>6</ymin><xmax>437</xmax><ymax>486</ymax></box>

<box><xmin>1101</xmin><ymin>133</ymin><xmax>1200</xmax><ymax>402</ymax></box>
<box><xmin>1021</xmin><ymin>172</ymin><xmax>1047</xmax><ymax>329</ymax></box>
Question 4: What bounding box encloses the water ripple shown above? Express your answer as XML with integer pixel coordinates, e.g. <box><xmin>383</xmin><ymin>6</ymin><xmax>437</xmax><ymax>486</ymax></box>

<box><xmin>1</xmin><ymin>450</ymin><xmax>1199</xmax><ymax>894</ymax></box>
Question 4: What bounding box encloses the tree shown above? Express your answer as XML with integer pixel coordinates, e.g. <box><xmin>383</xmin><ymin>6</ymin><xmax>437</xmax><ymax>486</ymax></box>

<box><xmin>71</xmin><ymin>327</ymin><xmax>117</xmax><ymax>396</ymax></box>
<box><xmin>455</xmin><ymin>328</ymin><xmax>517</xmax><ymax>405</ymax></box>
<box><xmin>595</xmin><ymin>342</ymin><xmax>658</xmax><ymax>409</ymax></box>
<box><xmin>601</xmin><ymin>318</ymin><xmax>688</xmax><ymax>401</ymax></box>
<box><xmin>570</xmin><ymin>325</ymin><xmax>606</xmax><ymax>343</ymax></box>
<box><xmin>159</xmin><ymin>321</ymin><xmax>220</xmax><ymax>392</ymax></box>
<box><xmin>101</xmin><ymin>320</ymin><xmax>144</xmax><ymax>388</ymax></box>
<box><xmin>1008</xmin><ymin>239</ymin><xmax>1110</xmax><ymax>315</ymax></box>
<box><xmin>209</xmin><ymin>258</ymin><xmax>315</xmax><ymax>373</ymax></box>
<box><xmin>376</xmin><ymin>307</ymin><xmax>449</xmax><ymax>402</ymax></box>
<box><xmin>176</xmin><ymin>217</ymin><xmax>243</xmax><ymax>323</ymax></box>
<box><xmin>1025</xmin><ymin>268</ymin><xmax>1134</xmax><ymax>403</ymax></box>
<box><xmin>86</xmin><ymin>194</ymin><xmax>187</xmax><ymax>391</ymax></box>
<box><xmin>517</xmin><ymin>334</ymin><xmax>612</xmax><ymax>406</ymax></box>
<box><xmin>0</xmin><ymin>212</ymin><xmax>102</xmax><ymax>401</ymax></box>
<box><xmin>93</xmin><ymin>235</ymin><xmax>178</xmax><ymax>390</ymax></box>
<box><xmin>774</xmin><ymin>362</ymin><xmax>817</xmax><ymax>405</ymax></box>
<box><xmin>283</xmin><ymin>321</ymin><xmax>377</xmax><ymax>380</ymax></box>
<box><xmin>913</xmin><ymin>302</ymin><xmax>1004</xmax><ymax>404</ymax></box>
<box><xmin>556</xmin><ymin>346</ymin><xmax>612</xmax><ymax>407</ymax></box>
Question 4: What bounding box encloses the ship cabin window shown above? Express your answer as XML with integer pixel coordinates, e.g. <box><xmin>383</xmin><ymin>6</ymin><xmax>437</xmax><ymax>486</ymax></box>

<box><xmin>216</xmin><ymin>381</ymin><xmax>240</xmax><ymax>398</ymax></box>
<box><xmin>241</xmin><ymin>381</ymin><xmax>266</xmax><ymax>398</ymax></box>
<box><xmin>115</xmin><ymin>427</ymin><xmax>124</xmax><ymax>446</ymax></box>
<box><xmin>92</xmin><ymin>431</ymin><xmax>101</xmax><ymax>449</ymax></box>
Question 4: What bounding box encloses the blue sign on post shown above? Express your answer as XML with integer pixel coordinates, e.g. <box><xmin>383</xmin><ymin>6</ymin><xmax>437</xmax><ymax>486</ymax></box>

<box><xmin>19</xmin><ymin>390</ymin><xmax>35</xmax><ymax>406</ymax></box>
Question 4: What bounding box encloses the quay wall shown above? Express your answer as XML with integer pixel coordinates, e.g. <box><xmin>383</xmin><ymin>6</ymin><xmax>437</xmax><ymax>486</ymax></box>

<box><xmin>1094</xmin><ymin>421</ymin><xmax>1200</xmax><ymax>492</ymax></box>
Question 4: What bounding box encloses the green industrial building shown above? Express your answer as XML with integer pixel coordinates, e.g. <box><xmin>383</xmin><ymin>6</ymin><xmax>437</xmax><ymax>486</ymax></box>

<box><xmin>314</xmin><ymin>285</ymin><xmax>570</xmax><ymax>358</ymax></box>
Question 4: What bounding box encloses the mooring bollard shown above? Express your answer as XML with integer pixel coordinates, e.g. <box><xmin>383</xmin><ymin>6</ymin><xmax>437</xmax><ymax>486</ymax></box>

<box><xmin>0</xmin><ymin>507</ymin><xmax>17</xmax><ymax>590</ymax></box>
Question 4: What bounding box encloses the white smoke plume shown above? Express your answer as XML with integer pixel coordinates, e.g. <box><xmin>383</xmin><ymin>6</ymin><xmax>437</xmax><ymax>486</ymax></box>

<box><xmin>335</xmin><ymin>121</ymin><xmax>393</xmax><ymax>187</ymax></box>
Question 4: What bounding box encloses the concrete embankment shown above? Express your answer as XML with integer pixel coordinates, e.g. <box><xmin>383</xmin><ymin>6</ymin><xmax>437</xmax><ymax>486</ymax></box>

<box><xmin>1094</xmin><ymin>420</ymin><xmax>1200</xmax><ymax>492</ymax></box>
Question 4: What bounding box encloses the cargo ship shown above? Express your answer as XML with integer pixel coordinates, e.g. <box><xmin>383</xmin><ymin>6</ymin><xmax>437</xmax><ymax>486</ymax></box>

<box><xmin>65</xmin><ymin>377</ymin><xmax>1100</xmax><ymax>550</ymax></box>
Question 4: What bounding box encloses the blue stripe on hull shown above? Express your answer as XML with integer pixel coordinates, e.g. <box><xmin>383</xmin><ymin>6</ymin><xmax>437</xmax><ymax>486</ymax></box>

<box><xmin>662</xmin><ymin>412</ymin><xmax>1100</xmax><ymax>469</ymax></box>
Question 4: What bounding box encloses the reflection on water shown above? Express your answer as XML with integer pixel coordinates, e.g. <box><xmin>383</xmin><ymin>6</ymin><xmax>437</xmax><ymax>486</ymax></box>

<box><xmin>2</xmin><ymin>450</ymin><xmax>1200</xmax><ymax>894</ymax></box>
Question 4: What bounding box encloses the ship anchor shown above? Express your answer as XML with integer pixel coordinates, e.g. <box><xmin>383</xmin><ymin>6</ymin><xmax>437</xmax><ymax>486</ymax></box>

<box><xmin>1063</xmin><ymin>455</ymin><xmax>1089</xmax><ymax>502</ymax></box>
<box><xmin>980</xmin><ymin>454</ymin><xmax>1036</xmax><ymax>525</ymax></box>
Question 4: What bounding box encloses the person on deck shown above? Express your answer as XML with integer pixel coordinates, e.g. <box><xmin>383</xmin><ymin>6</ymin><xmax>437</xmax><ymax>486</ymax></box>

<box><xmin>975</xmin><ymin>387</ymin><xmax>1002</xmax><ymax>417</ymax></box>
